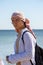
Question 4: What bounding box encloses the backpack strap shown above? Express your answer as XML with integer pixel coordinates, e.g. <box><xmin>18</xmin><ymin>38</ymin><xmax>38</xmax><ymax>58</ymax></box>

<box><xmin>30</xmin><ymin>60</ymin><xmax>33</xmax><ymax>65</ymax></box>
<box><xmin>21</xmin><ymin>30</ymin><xmax>34</xmax><ymax>65</ymax></box>
<box><xmin>22</xmin><ymin>30</ymin><xmax>29</xmax><ymax>44</ymax></box>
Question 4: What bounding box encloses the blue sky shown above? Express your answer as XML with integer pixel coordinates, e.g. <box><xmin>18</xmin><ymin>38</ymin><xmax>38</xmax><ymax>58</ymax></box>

<box><xmin>0</xmin><ymin>0</ymin><xmax>43</xmax><ymax>30</ymax></box>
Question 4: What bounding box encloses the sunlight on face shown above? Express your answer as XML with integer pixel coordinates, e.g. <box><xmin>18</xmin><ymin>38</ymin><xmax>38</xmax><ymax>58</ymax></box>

<box><xmin>11</xmin><ymin>18</ymin><xmax>24</xmax><ymax>32</ymax></box>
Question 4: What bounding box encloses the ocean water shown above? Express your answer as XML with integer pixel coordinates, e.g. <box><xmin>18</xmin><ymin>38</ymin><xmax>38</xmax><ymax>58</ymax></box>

<box><xmin>0</xmin><ymin>30</ymin><xmax>43</xmax><ymax>65</ymax></box>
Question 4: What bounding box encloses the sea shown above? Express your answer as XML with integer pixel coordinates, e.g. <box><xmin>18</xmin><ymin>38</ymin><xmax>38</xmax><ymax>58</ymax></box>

<box><xmin>0</xmin><ymin>30</ymin><xmax>43</xmax><ymax>65</ymax></box>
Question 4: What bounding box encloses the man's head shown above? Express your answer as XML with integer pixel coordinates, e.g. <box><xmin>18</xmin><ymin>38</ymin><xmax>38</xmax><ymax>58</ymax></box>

<box><xmin>11</xmin><ymin>11</ymin><xmax>30</xmax><ymax>33</ymax></box>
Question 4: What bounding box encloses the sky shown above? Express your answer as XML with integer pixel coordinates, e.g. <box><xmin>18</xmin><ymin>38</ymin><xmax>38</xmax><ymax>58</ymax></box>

<box><xmin>0</xmin><ymin>0</ymin><xmax>43</xmax><ymax>30</ymax></box>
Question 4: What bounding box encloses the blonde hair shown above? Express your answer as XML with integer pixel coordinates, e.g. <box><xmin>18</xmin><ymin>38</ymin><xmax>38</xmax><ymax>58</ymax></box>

<box><xmin>11</xmin><ymin>11</ymin><xmax>25</xmax><ymax>21</ymax></box>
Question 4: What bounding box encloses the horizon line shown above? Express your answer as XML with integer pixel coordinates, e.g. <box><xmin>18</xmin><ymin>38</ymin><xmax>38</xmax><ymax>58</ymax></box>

<box><xmin>0</xmin><ymin>29</ymin><xmax>43</xmax><ymax>30</ymax></box>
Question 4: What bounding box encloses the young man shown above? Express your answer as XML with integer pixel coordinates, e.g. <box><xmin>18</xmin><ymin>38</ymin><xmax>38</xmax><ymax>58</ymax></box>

<box><xmin>6</xmin><ymin>11</ymin><xmax>36</xmax><ymax>65</ymax></box>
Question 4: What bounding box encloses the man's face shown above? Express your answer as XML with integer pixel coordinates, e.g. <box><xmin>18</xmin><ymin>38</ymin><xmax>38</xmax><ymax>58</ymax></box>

<box><xmin>11</xmin><ymin>17</ymin><xmax>24</xmax><ymax>32</ymax></box>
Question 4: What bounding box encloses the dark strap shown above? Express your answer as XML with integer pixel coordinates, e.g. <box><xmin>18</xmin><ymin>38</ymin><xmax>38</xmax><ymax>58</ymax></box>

<box><xmin>22</xmin><ymin>30</ymin><xmax>29</xmax><ymax>44</ymax></box>
<box><xmin>22</xmin><ymin>30</ymin><xmax>34</xmax><ymax>65</ymax></box>
<box><xmin>30</xmin><ymin>60</ymin><xmax>34</xmax><ymax>65</ymax></box>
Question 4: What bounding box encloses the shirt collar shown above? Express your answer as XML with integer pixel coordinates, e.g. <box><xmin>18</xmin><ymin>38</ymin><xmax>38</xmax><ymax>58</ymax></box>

<box><xmin>21</xmin><ymin>28</ymin><xmax>28</xmax><ymax>35</ymax></box>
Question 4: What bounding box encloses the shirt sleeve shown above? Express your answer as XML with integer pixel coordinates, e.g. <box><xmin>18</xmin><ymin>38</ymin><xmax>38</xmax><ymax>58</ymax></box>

<box><xmin>8</xmin><ymin>32</ymin><xmax>32</xmax><ymax>64</ymax></box>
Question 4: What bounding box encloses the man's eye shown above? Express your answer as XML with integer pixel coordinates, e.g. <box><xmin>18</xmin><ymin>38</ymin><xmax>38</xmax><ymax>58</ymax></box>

<box><xmin>12</xmin><ymin>20</ymin><xmax>14</xmax><ymax>21</ymax></box>
<box><xmin>16</xmin><ymin>19</ymin><xmax>18</xmax><ymax>21</ymax></box>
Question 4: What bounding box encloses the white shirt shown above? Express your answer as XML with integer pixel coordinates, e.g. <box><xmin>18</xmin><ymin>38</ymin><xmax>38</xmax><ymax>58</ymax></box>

<box><xmin>8</xmin><ymin>28</ymin><xmax>36</xmax><ymax>65</ymax></box>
